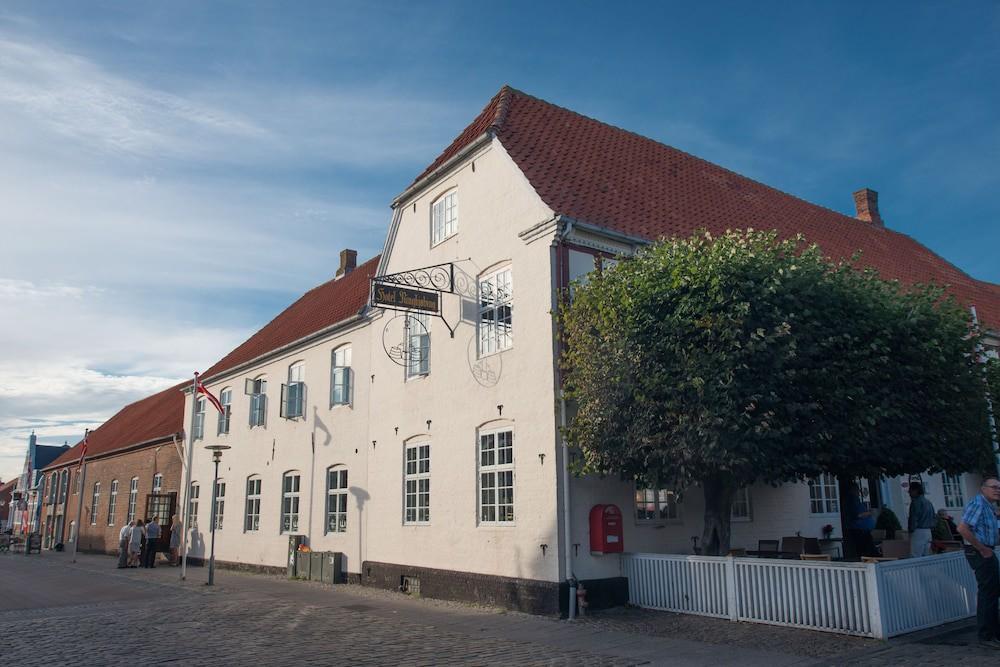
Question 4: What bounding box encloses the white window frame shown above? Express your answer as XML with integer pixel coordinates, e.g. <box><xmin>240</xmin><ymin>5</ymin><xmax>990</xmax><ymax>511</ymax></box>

<box><xmin>247</xmin><ymin>377</ymin><xmax>267</xmax><ymax>428</ymax></box>
<box><xmin>430</xmin><ymin>190</ymin><xmax>458</xmax><ymax>246</ymax></box>
<box><xmin>90</xmin><ymin>481</ymin><xmax>101</xmax><ymax>525</ymax></box>
<box><xmin>809</xmin><ymin>473</ymin><xmax>840</xmax><ymax>515</ymax></box>
<box><xmin>478</xmin><ymin>428</ymin><xmax>515</xmax><ymax>525</ymax></box>
<box><xmin>107</xmin><ymin>480</ymin><xmax>119</xmax><ymax>526</ymax></box>
<box><xmin>212</xmin><ymin>479</ymin><xmax>226</xmax><ymax>530</ymax></box>
<box><xmin>941</xmin><ymin>473</ymin><xmax>965</xmax><ymax>509</ymax></box>
<box><xmin>218</xmin><ymin>387</ymin><xmax>232</xmax><ymax>435</ymax></box>
<box><xmin>405</xmin><ymin>313</ymin><xmax>431</xmax><ymax>379</ymax></box>
<box><xmin>127</xmin><ymin>477</ymin><xmax>138</xmax><ymax>523</ymax></box>
<box><xmin>330</xmin><ymin>346</ymin><xmax>353</xmax><ymax>407</ymax></box>
<box><xmin>188</xmin><ymin>482</ymin><xmax>199</xmax><ymax>529</ymax></box>
<box><xmin>281</xmin><ymin>472</ymin><xmax>301</xmax><ymax>533</ymax></box>
<box><xmin>326</xmin><ymin>466</ymin><xmax>348</xmax><ymax>534</ymax></box>
<box><xmin>280</xmin><ymin>362</ymin><xmax>305</xmax><ymax>420</ymax></box>
<box><xmin>244</xmin><ymin>476</ymin><xmax>261</xmax><ymax>532</ymax></box>
<box><xmin>404</xmin><ymin>442</ymin><xmax>430</xmax><ymax>525</ymax></box>
<box><xmin>478</xmin><ymin>266</ymin><xmax>513</xmax><ymax>357</ymax></box>
<box><xmin>635</xmin><ymin>485</ymin><xmax>681</xmax><ymax>524</ymax></box>
<box><xmin>152</xmin><ymin>473</ymin><xmax>163</xmax><ymax>494</ymax></box>
<box><xmin>193</xmin><ymin>396</ymin><xmax>206</xmax><ymax>440</ymax></box>
<box><xmin>731</xmin><ymin>486</ymin><xmax>752</xmax><ymax>522</ymax></box>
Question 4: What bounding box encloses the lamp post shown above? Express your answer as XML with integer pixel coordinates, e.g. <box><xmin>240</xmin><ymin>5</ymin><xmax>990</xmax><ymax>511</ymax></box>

<box><xmin>204</xmin><ymin>444</ymin><xmax>230</xmax><ymax>586</ymax></box>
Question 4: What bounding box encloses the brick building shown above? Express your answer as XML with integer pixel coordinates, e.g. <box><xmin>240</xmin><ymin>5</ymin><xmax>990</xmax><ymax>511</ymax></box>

<box><xmin>40</xmin><ymin>382</ymin><xmax>185</xmax><ymax>555</ymax></box>
<box><xmin>0</xmin><ymin>478</ymin><xmax>15</xmax><ymax>530</ymax></box>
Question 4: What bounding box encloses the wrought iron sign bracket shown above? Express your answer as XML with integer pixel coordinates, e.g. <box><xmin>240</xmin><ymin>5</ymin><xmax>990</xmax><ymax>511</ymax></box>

<box><xmin>370</xmin><ymin>263</ymin><xmax>457</xmax><ymax>338</ymax></box>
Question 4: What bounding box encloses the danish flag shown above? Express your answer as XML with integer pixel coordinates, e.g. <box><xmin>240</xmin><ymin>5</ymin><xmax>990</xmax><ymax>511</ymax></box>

<box><xmin>196</xmin><ymin>376</ymin><xmax>226</xmax><ymax>414</ymax></box>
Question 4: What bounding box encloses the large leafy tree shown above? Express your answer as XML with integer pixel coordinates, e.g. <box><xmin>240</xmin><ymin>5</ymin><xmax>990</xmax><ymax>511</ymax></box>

<box><xmin>561</xmin><ymin>230</ymin><xmax>993</xmax><ymax>556</ymax></box>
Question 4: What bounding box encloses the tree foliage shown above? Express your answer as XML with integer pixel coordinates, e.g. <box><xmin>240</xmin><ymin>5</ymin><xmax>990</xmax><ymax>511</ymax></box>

<box><xmin>560</xmin><ymin>230</ymin><xmax>993</xmax><ymax>554</ymax></box>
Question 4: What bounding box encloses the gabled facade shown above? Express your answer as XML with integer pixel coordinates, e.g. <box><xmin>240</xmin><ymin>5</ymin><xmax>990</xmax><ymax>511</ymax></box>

<box><xmin>182</xmin><ymin>86</ymin><xmax>1000</xmax><ymax>614</ymax></box>
<box><xmin>40</xmin><ymin>382</ymin><xmax>185</xmax><ymax>553</ymax></box>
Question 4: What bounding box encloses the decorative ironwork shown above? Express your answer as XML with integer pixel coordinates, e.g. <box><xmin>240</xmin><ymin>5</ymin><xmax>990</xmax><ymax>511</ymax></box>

<box><xmin>371</xmin><ymin>263</ymin><xmax>456</xmax><ymax>338</ymax></box>
<box><xmin>382</xmin><ymin>314</ymin><xmax>430</xmax><ymax>368</ymax></box>
<box><xmin>375</xmin><ymin>263</ymin><xmax>454</xmax><ymax>293</ymax></box>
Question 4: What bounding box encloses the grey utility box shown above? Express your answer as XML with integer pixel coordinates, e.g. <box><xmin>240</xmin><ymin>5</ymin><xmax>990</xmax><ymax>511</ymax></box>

<box><xmin>295</xmin><ymin>550</ymin><xmax>312</xmax><ymax>579</ymax></box>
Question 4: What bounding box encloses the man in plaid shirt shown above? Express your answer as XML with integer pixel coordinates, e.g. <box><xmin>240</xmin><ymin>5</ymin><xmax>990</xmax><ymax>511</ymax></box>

<box><xmin>958</xmin><ymin>476</ymin><xmax>1000</xmax><ymax>649</ymax></box>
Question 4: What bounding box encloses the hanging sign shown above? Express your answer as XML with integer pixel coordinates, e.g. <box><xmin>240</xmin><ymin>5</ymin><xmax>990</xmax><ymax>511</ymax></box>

<box><xmin>371</xmin><ymin>284</ymin><xmax>439</xmax><ymax>313</ymax></box>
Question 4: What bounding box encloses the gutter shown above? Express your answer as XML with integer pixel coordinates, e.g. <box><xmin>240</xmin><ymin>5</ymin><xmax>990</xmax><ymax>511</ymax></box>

<box><xmin>197</xmin><ymin>312</ymin><xmax>368</xmax><ymax>387</ymax></box>
<box><xmin>391</xmin><ymin>131</ymin><xmax>494</xmax><ymax>210</ymax></box>
<box><xmin>552</xmin><ymin>218</ymin><xmax>577</xmax><ymax>620</ymax></box>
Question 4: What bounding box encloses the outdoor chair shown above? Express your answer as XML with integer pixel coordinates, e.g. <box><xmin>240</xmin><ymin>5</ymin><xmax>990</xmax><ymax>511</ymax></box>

<box><xmin>870</xmin><ymin>529</ymin><xmax>886</xmax><ymax>541</ymax></box>
<box><xmin>803</xmin><ymin>537</ymin><xmax>822</xmax><ymax>555</ymax></box>
<box><xmin>880</xmin><ymin>539</ymin><xmax>910</xmax><ymax>559</ymax></box>
<box><xmin>799</xmin><ymin>554</ymin><xmax>832</xmax><ymax>561</ymax></box>
<box><xmin>727</xmin><ymin>548</ymin><xmax>747</xmax><ymax>557</ymax></box>
<box><xmin>757</xmin><ymin>540</ymin><xmax>780</xmax><ymax>557</ymax></box>
<box><xmin>780</xmin><ymin>536</ymin><xmax>806</xmax><ymax>556</ymax></box>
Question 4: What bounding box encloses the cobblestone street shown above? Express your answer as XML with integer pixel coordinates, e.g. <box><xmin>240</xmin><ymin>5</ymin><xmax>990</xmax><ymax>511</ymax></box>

<box><xmin>1</xmin><ymin>552</ymin><xmax>997</xmax><ymax>665</ymax></box>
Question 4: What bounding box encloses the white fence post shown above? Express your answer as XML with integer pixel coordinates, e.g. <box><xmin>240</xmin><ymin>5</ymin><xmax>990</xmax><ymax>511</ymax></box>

<box><xmin>865</xmin><ymin>562</ymin><xmax>885</xmax><ymax>640</ymax></box>
<box><xmin>724</xmin><ymin>556</ymin><xmax>738</xmax><ymax>620</ymax></box>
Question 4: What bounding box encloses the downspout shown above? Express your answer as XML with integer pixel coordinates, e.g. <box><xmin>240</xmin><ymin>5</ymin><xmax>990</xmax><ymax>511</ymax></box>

<box><xmin>553</xmin><ymin>217</ymin><xmax>577</xmax><ymax>619</ymax></box>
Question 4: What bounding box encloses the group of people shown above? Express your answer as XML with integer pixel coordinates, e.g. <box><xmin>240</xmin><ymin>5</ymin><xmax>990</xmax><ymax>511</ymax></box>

<box><xmin>846</xmin><ymin>481</ymin><xmax>963</xmax><ymax>558</ymax></box>
<box><xmin>116</xmin><ymin>515</ymin><xmax>181</xmax><ymax>568</ymax></box>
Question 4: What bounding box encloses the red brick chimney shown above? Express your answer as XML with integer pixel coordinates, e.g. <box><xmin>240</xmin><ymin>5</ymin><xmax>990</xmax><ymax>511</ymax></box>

<box><xmin>852</xmin><ymin>188</ymin><xmax>884</xmax><ymax>227</ymax></box>
<box><xmin>336</xmin><ymin>248</ymin><xmax>357</xmax><ymax>279</ymax></box>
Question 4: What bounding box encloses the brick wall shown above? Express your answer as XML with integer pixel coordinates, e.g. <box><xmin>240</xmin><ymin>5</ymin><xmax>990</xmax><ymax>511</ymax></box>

<box><xmin>40</xmin><ymin>440</ymin><xmax>184</xmax><ymax>554</ymax></box>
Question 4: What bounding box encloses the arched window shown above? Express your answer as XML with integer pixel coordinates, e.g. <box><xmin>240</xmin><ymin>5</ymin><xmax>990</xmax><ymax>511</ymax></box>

<box><xmin>330</xmin><ymin>346</ymin><xmax>352</xmax><ymax>407</ymax></box>
<box><xmin>59</xmin><ymin>470</ymin><xmax>69</xmax><ymax>503</ymax></box>
<box><xmin>212</xmin><ymin>479</ymin><xmax>226</xmax><ymax>530</ymax></box>
<box><xmin>107</xmin><ymin>480</ymin><xmax>119</xmax><ymax>526</ymax></box>
<box><xmin>188</xmin><ymin>482</ymin><xmax>200</xmax><ymax>528</ymax></box>
<box><xmin>218</xmin><ymin>387</ymin><xmax>232</xmax><ymax>435</ymax></box>
<box><xmin>431</xmin><ymin>189</ymin><xmax>458</xmax><ymax>245</ymax></box>
<box><xmin>90</xmin><ymin>482</ymin><xmax>101</xmax><ymax>525</ymax></box>
<box><xmin>478</xmin><ymin>266</ymin><xmax>513</xmax><ymax>356</ymax></box>
<box><xmin>127</xmin><ymin>477</ymin><xmax>139</xmax><ymax>523</ymax></box>
<box><xmin>281</xmin><ymin>362</ymin><xmax>306</xmax><ymax>419</ymax></box>
<box><xmin>403</xmin><ymin>440</ymin><xmax>430</xmax><ymax>525</ymax></box>
<box><xmin>193</xmin><ymin>396</ymin><xmax>206</xmax><ymax>439</ymax></box>
<box><xmin>244</xmin><ymin>475</ymin><xmax>262</xmax><ymax>532</ymax></box>
<box><xmin>326</xmin><ymin>466</ymin><xmax>348</xmax><ymax>533</ymax></box>
<box><xmin>247</xmin><ymin>376</ymin><xmax>267</xmax><ymax>428</ymax></box>
<box><xmin>281</xmin><ymin>472</ymin><xmax>301</xmax><ymax>533</ymax></box>
<box><xmin>478</xmin><ymin>426</ymin><xmax>514</xmax><ymax>524</ymax></box>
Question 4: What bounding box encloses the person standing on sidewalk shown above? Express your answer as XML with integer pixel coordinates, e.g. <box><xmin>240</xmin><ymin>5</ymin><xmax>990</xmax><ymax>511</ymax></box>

<box><xmin>958</xmin><ymin>477</ymin><xmax>1000</xmax><ymax>650</ymax></box>
<box><xmin>907</xmin><ymin>482</ymin><xmax>936</xmax><ymax>557</ymax></box>
<box><xmin>144</xmin><ymin>516</ymin><xmax>161</xmax><ymax>568</ymax></box>
<box><xmin>117</xmin><ymin>520</ymin><xmax>133</xmax><ymax>568</ymax></box>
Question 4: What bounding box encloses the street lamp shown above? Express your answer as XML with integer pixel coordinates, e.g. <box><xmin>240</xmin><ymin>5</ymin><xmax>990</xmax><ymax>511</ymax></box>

<box><xmin>204</xmin><ymin>443</ymin><xmax>231</xmax><ymax>586</ymax></box>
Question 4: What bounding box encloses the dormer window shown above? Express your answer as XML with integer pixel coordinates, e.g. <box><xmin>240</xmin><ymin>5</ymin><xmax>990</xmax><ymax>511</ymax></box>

<box><xmin>431</xmin><ymin>190</ymin><xmax>458</xmax><ymax>246</ymax></box>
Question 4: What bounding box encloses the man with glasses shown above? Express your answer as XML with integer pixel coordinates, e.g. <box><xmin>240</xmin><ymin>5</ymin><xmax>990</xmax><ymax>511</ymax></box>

<box><xmin>958</xmin><ymin>477</ymin><xmax>1000</xmax><ymax>649</ymax></box>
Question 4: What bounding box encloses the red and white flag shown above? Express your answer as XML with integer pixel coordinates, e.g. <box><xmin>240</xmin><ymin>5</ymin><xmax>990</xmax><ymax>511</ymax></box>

<box><xmin>197</xmin><ymin>377</ymin><xmax>225</xmax><ymax>414</ymax></box>
<box><xmin>78</xmin><ymin>429</ymin><xmax>89</xmax><ymax>466</ymax></box>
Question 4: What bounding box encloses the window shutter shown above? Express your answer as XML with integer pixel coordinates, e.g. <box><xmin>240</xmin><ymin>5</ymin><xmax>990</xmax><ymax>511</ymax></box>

<box><xmin>280</xmin><ymin>383</ymin><xmax>289</xmax><ymax>419</ymax></box>
<box><xmin>245</xmin><ymin>378</ymin><xmax>254</xmax><ymax>395</ymax></box>
<box><xmin>347</xmin><ymin>368</ymin><xmax>354</xmax><ymax>406</ymax></box>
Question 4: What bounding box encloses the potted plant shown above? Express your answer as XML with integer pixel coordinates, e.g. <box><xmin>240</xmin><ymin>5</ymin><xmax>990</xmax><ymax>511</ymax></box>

<box><xmin>821</xmin><ymin>524</ymin><xmax>834</xmax><ymax>539</ymax></box>
<box><xmin>876</xmin><ymin>507</ymin><xmax>902</xmax><ymax>539</ymax></box>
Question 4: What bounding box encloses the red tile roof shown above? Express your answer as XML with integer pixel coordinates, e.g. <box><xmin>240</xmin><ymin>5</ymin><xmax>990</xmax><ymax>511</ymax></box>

<box><xmin>201</xmin><ymin>256</ymin><xmax>380</xmax><ymax>381</ymax></box>
<box><xmin>45</xmin><ymin>381</ymin><xmax>186</xmax><ymax>470</ymax></box>
<box><xmin>420</xmin><ymin>86</ymin><xmax>1000</xmax><ymax>330</ymax></box>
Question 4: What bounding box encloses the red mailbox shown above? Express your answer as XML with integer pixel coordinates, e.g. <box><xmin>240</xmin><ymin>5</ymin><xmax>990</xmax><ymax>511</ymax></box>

<box><xmin>589</xmin><ymin>504</ymin><xmax>624</xmax><ymax>554</ymax></box>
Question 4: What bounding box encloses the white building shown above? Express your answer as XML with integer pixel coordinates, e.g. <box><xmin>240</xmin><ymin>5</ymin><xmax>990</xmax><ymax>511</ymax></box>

<box><xmin>183</xmin><ymin>86</ymin><xmax>1000</xmax><ymax>614</ymax></box>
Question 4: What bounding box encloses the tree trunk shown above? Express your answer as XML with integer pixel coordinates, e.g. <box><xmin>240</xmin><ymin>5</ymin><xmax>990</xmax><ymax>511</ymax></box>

<box><xmin>701</xmin><ymin>474</ymin><xmax>737</xmax><ymax>556</ymax></box>
<box><xmin>837</xmin><ymin>475</ymin><xmax>856</xmax><ymax>559</ymax></box>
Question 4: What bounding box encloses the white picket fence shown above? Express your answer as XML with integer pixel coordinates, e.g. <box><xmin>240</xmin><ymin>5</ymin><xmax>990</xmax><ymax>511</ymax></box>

<box><xmin>623</xmin><ymin>550</ymin><xmax>982</xmax><ymax>638</ymax></box>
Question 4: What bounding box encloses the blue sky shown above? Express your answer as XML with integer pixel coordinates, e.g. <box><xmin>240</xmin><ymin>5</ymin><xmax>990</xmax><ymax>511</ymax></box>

<box><xmin>1</xmin><ymin>1</ymin><xmax>998</xmax><ymax>481</ymax></box>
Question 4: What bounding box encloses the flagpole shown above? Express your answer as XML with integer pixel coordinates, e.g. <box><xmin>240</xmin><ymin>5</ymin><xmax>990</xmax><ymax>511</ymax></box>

<box><xmin>69</xmin><ymin>429</ymin><xmax>89</xmax><ymax>564</ymax></box>
<box><xmin>180</xmin><ymin>372</ymin><xmax>198</xmax><ymax>581</ymax></box>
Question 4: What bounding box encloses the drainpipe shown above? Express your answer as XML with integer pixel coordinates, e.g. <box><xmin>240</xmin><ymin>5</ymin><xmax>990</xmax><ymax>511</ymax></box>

<box><xmin>553</xmin><ymin>216</ymin><xmax>577</xmax><ymax>619</ymax></box>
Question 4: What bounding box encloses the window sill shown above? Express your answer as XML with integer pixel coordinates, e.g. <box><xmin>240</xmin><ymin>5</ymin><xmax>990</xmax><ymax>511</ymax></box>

<box><xmin>636</xmin><ymin>520</ymin><xmax>683</xmax><ymax>527</ymax></box>
<box><xmin>430</xmin><ymin>233</ymin><xmax>458</xmax><ymax>249</ymax></box>
<box><xmin>403</xmin><ymin>522</ymin><xmax>430</xmax><ymax>527</ymax></box>
<box><xmin>405</xmin><ymin>373</ymin><xmax>430</xmax><ymax>383</ymax></box>
<box><xmin>478</xmin><ymin>522</ymin><xmax>516</xmax><ymax>528</ymax></box>
<box><xmin>330</xmin><ymin>403</ymin><xmax>352</xmax><ymax>410</ymax></box>
<box><xmin>478</xmin><ymin>347</ymin><xmax>512</xmax><ymax>361</ymax></box>
<box><xmin>731</xmin><ymin>516</ymin><xmax>753</xmax><ymax>523</ymax></box>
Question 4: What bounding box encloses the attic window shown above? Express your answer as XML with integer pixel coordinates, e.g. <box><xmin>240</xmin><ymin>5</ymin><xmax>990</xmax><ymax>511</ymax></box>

<box><xmin>431</xmin><ymin>190</ymin><xmax>458</xmax><ymax>246</ymax></box>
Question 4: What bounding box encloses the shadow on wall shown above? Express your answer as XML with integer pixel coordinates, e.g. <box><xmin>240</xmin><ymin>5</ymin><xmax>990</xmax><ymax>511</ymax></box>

<box><xmin>350</xmin><ymin>486</ymin><xmax>370</xmax><ymax>576</ymax></box>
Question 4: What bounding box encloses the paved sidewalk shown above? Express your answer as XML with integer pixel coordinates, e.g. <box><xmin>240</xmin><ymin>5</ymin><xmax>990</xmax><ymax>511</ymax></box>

<box><xmin>0</xmin><ymin>552</ymin><xmax>993</xmax><ymax>665</ymax></box>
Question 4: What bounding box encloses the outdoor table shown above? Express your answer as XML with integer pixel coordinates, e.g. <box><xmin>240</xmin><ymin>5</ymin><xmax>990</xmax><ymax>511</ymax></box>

<box><xmin>744</xmin><ymin>550</ymin><xmax>799</xmax><ymax>558</ymax></box>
